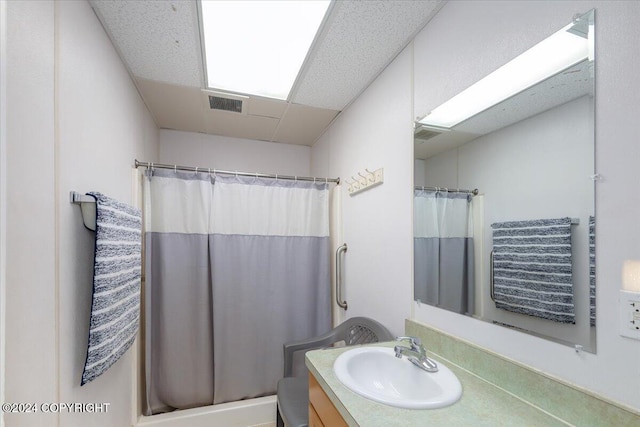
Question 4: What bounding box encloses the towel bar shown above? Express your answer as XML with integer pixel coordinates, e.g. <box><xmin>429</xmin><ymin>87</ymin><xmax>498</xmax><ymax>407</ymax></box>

<box><xmin>489</xmin><ymin>250</ymin><xmax>495</xmax><ymax>302</ymax></box>
<box><xmin>70</xmin><ymin>191</ymin><xmax>97</xmax><ymax>231</ymax></box>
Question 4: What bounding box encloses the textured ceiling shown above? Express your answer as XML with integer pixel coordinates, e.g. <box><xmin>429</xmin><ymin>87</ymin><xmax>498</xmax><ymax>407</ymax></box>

<box><xmin>414</xmin><ymin>60</ymin><xmax>595</xmax><ymax>160</ymax></box>
<box><xmin>292</xmin><ymin>0</ymin><xmax>444</xmax><ymax>110</ymax></box>
<box><xmin>89</xmin><ymin>0</ymin><xmax>444</xmax><ymax>146</ymax></box>
<box><xmin>92</xmin><ymin>0</ymin><xmax>203</xmax><ymax>87</ymax></box>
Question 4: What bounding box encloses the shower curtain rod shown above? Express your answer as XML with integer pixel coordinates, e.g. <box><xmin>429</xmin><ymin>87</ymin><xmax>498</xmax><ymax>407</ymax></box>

<box><xmin>135</xmin><ymin>160</ymin><xmax>340</xmax><ymax>184</ymax></box>
<box><xmin>415</xmin><ymin>186</ymin><xmax>479</xmax><ymax>196</ymax></box>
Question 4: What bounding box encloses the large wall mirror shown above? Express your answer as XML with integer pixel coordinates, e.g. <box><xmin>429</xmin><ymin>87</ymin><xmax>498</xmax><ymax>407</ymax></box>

<box><xmin>413</xmin><ymin>10</ymin><xmax>596</xmax><ymax>352</ymax></box>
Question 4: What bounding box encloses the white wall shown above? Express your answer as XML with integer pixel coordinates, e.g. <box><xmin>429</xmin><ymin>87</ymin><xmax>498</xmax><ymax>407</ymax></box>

<box><xmin>5</xmin><ymin>1</ymin><xmax>159</xmax><ymax>427</ymax></box>
<box><xmin>5</xmin><ymin>1</ymin><xmax>57</xmax><ymax>425</ymax></box>
<box><xmin>159</xmin><ymin>130</ymin><xmax>311</xmax><ymax>177</ymax></box>
<box><xmin>311</xmin><ymin>46</ymin><xmax>414</xmax><ymax>336</ymax></box>
<box><xmin>412</xmin><ymin>0</ymin><xmax>640</xmax><ymax>411</ymax></box>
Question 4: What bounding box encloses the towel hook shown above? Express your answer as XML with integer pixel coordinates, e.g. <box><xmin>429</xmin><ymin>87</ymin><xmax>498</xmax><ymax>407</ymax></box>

<box><xmin>364</xmin><ymin>168</ymin><xmax>376</xmax><ymax>183</ymax></box>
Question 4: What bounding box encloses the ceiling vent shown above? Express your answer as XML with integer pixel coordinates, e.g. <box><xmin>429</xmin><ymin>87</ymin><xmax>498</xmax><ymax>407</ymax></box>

<box><xmin>209</xmin><ymin>96</ymin><xmax>243</xmax><ymax>113</ymax></box>
<box><xmin>202</xmin><ymin>90</ymin><xmax>248</xmax><ymax>115</ymax></box>
<box><xmin>414</xmin><ymin>127</ymin><xmax>441</xmax><ymax>142</ymax></box>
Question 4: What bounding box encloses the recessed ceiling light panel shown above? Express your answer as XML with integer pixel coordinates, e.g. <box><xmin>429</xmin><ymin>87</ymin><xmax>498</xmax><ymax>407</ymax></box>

<box><xmin>200</xmin><ymin>0</ymin><xmax>330</xmax><ymax>100</ymax></box>
<box><xmin>418</xmin><ymin>16</ymin><xmax>591</xmax><ymax>129</ymax></box>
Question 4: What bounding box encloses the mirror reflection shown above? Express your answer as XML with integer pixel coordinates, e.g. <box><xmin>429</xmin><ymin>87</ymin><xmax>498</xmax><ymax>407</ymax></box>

<box><xmin>413</xmin><ymin>10</ymin><xmax>595</xmax><ymax>352</ymax></box>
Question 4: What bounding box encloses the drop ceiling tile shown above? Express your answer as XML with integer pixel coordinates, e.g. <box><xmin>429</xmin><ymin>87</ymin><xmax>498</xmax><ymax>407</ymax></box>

<box><xmin>247</xmin><ymin>97</ymin><xmax>288</xmax><ymax>119</ymax></box>
<box><xmin>274</xmin><ymin>104</ymin><xmax>339</xmax><ymax>146</ymax></box>
<box><xmin>414</xmin><ymin>131</ymin><xmax>479</xmax><ymax>160</ymax></box>
<box><xmin>203</xmin><ymin>110</ymin><xmax>280</xmax><ymax>142</ymax></box>
<box><xmin>136</xmin><ymin>78</ymin><xmax>205</xmax><ymax>133</ymax></box>
<box><xmin>90</xmin><ymin>0</ymin><xmax>202</xmax><ymax>87</ymax></box>
<box><xmin>292</xmin><ymin>0</ymin><xmax>443</xmax><ymax>111</ymax></box>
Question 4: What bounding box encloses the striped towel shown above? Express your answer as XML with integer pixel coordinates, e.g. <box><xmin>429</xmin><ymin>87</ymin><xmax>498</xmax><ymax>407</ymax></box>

<box><xmin>589</xmin><ymin>216</ymin><xmax>596</xmax><ymax>326</ymax></box>
<box><xmin>81</xmin><ymin>192</ymin><xmax>142</xmax><ymax>385</ymax></box>
<box><xmin>491</xmin><ymin>217</ymin><xmax>575</xmax><ymax>323</ymax></box>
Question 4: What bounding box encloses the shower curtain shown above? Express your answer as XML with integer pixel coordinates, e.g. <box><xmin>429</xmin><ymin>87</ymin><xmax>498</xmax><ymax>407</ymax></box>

<box><xmin>143</xmin><ymin>169</ymin><xmax>331</xmax><ymax>414</ymax></box>
<box><xmin>414</xmin><ymin>189</ymin><xmax>475</xmax><ymax>314</ymax></box>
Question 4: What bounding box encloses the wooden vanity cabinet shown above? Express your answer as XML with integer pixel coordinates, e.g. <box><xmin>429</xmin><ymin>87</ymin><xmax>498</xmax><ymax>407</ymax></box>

<box><xmin>309</xmin><ymin>372</ymin><xmax>348</xmax><ymax>427</ymax></box>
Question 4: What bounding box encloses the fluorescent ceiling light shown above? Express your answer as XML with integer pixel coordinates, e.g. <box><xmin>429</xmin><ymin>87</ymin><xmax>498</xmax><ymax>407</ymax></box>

<box><xmin>200</xmin><ymin>0</ymin><xmax>330</xmax><ymax>100</ymax></box>
<box><xmin>418</xmin><ymin>20</ymin><xmax>591</xmax><ymax>129</ymax></box>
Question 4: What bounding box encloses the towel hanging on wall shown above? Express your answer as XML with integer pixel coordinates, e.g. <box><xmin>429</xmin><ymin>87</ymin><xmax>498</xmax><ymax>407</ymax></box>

<box><xmin>589</xmin><ymin>215</ymin><xmax>596</xmax><ymax>326</ymax></box>
<box><xmin>81</xmin><ymin>192</ymin><xmax>142</xmax><ymax>385</ymax></box>
<box><xmin>491</xmin><ymin>217</ymin><xmax>575</xmax><ymax>323</ymax></box>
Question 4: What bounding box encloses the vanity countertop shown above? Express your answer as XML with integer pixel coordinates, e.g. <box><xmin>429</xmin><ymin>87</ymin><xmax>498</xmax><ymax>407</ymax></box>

<box><xmin>305</xmin><ymin>342</ymin><xmax>566</xmax><ymax>427</ymax></box>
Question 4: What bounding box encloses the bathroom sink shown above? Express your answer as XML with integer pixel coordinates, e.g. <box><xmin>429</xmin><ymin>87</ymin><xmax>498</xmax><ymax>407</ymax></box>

<box><xmin>333</xmin><ymin>346</ymin><xmax>462</xmax><ymax>409</ymax></box>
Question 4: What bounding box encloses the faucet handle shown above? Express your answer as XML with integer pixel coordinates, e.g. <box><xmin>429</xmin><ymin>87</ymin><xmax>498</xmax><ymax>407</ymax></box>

<box><xmin>396</xmin><ymin>336</ymin><xmax>422</xmax><ymax>347</ymax></box>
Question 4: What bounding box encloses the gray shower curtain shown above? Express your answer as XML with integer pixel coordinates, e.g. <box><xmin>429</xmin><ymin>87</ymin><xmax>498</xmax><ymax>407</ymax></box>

<box><xmin>414</xmin><ymin>190</ymin><xmax>475</xmax><ymax>314</ymax></box>
<box><xmin>143</xmin><ymin>169</ymin><xmax>331</xmax><ymax>414</ymax></box>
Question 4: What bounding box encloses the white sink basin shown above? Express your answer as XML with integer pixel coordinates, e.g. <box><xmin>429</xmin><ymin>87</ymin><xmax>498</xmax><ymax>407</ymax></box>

<box><xmin>333</xmin><ymin>346</ymin><xmax>462</xmax><ymax>409</ymax></box>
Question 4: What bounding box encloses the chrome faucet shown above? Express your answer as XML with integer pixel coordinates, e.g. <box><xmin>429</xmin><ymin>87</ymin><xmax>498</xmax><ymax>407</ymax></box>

<box><xmin>394</xmin><ymin>336</ymin><xmax>438</xmax><ymax>373</ymax></box>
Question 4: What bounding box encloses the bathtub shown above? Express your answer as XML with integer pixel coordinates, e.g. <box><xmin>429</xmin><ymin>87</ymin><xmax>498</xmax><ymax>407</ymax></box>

<box><xmin>136</xmin><ymin>395</ymin><xmax>277</xmax><ymax>427</ymax></box>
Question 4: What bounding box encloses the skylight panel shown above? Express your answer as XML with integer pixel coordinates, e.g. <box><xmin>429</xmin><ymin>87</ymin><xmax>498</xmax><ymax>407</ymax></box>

<box><xmin>200</xmin><ymin>0</ymin><xmax>331</xmax><ymax>100</ymax></box>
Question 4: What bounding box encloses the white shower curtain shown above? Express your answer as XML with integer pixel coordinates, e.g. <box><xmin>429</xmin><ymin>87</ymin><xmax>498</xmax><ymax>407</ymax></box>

<box><xmin>414</xmin><ymin>190</ymin><xmax>475</xmax><ymax>314</ymax></box>
<box><xmin>143</xmin><ymin>169</ymin><xmax>331</xmax><ymax>414</ymax></box>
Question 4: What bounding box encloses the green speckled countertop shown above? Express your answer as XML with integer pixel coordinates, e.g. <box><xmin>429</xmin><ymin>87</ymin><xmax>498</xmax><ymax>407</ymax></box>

<box><xmin>305</xmin><ymin>342</ymin><xmax>567</xmax><ymax>427</ymax></box>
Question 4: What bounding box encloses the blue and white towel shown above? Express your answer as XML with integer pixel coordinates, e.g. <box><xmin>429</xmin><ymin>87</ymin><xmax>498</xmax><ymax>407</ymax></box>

<box><xmin>491</xmin><ymin>217</ymin><xmax>575</xmax><ymax>323</ymax></box>
<box><xmin>81</xmin><ymin>192</ymin><xmax>142</xmax><ymax>385</ymax></box>
<box><xmin>589</xmin><ymin>216</ymin><xmax>596</xmax><ymax>326</ymax></box>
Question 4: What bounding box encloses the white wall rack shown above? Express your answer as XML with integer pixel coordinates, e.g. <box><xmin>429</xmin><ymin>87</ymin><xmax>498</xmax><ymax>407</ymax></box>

<box><xmin>346</xmin><ymin>168</ymin><xmax>384</xmax><ymax>196</ymax></box>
